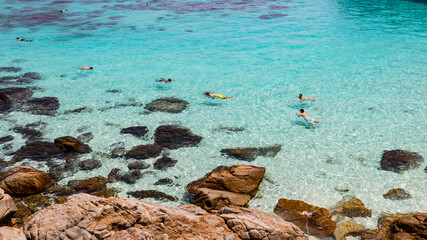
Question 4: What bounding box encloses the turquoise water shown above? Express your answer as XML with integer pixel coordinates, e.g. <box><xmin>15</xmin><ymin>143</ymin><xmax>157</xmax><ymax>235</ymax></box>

<box><xmin>1</xmin><ymin>0</ymin><xmax>426</xmax><ymax>231</ymax></box>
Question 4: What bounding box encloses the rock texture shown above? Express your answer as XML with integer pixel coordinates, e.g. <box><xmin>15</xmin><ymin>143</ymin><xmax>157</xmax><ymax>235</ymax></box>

<box><xmin>334</xmin><ymin>220</ymin><xmax>365</xmax><ymax>240</ymax></box>
<box><xmin>153</xmin><ymin>156</ymin><xmax>177</xmax><ymax>170</ymax></box>
<box><xmin>361</xmin><ymin>213</ymin><xmax>427</xmax><ymax>240</ymax></box>
<box><xmin>23</xmin><ymin>194</ymin><xmax>239</xmax><ymax>240</ymax></box>
<box><xmin>0</xmin><ymin>188</ymin><xmax>17</xmax><ymax>223</ymax></box>
<box><xmin>187</xmin><ymin>165</ymin><xmax>265</xmax><ymax>197</ymax></box>
<box><xmin>329</xmin><ymin>195</ymin><xmax>372</xmax><ymax>218</ymax></box>
<box><xmin>383</xmin><ymin>188</ymin><xmax>412</xmax><ymax>200</ymax></box>
<box><xmin>79</xmin><ymin>159</ymin><xmax>102</xmax><ymax>170</ymax></box>
<box><xmin>220</xmin><ymin>144</ymin><xmax>281</xmax><ymax>161</ymax></box>
<box><xmin>0</xmin><ymin>226</ymin><xmax>26</xmax><ymax>240</ymax></box>
<box><xmin>125</xmin><ymin>144</ymin><xmax>163</xmax><ymax>159</ymax></box>
<box><xmin>13</xmin><ymin>139</ymin><xmax>91</xmax><ymax>162</ymax></box>
<box><xmin>0</xmin><ymin>166</ymin><xmax>55</xmax><ymax>196</ymax></box>
<box><xmin>144</xmin><ymin>97</ymin><xmax>189</xmax><ymax>113</ymax></box>
<box><xmin>381</xmin><ymin>149</ymin><xmax>424</xmax><ymax>173</ymax></box>
<box><xmin>154</xmin><ymin>125</ymin><xmax>202</xmax><ymax>149</ymax></box>
<box><xmin>274</xmin><ymin>198</ymin><xmax>336</xmax><ymax>238</ymax></box>
<box><xmin>26</xmin><ymin>97</ymin><xmax>59</xmax><ymax>115</ymax></box>
<box><xmin>217</xmin><ymin>206</ymin><xmax>307</xmax><ymax>240</ymax></box>
<box><xmin>193</xmin><ymin>188</ymin><xmax>251</xmax><ymax>212</ymax></box>
<box><xmin>120</xmin><ymin>126</ymin><xmax>149</xmax><ymax>138</ymax></box>
<box><xmin>23</xmin><ymin>193</ymin><xmax>308</xmax><ymax>240</ymax></box>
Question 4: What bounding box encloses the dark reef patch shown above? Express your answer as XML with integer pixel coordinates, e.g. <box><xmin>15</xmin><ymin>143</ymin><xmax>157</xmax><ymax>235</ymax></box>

<box><xmin>259</xmin><ymin>14</ymin><xmax>288</xmax><ymax>19</ymax></box>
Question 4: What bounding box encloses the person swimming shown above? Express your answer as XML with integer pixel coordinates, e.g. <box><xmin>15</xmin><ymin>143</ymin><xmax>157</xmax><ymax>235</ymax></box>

<box><xmin>156</xmin><ymin>78</ymin><xmax>175</xmax><ymax>83</ymax></box>
<box><xmin>203</xmin><ymin>92</ymin><xmax>234</xmax><ymax>99</ymax></box>
<box><xmin>296</xmin><ymin>109</ymin><xmax>321</xmax><ymax>126</ymax></box>
<box><xmin>16</xmin><ymin>37</ymin><xmax>33</xmax><ymax>42</ymax></box>
<box><xmin>294</xmin><ymin>94</ymin><xmax>316</xmax><ymax>102</ymax></box>
<box><xmin>78</xmin><ymin>66</ymin><xmax>93</xmax><ymax>70</ymax></box>
<box><xmin>60</xmin><ymin>9</ymin><xmax>67</xmax><ymax>13</ymax></box>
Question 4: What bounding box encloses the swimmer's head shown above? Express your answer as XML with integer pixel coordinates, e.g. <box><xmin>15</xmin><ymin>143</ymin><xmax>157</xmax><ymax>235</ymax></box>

<box><xmin>299</xmin><ymin>94</ymin><xmax>302</xmax><ymax>99</ymax></box>
<box><xmin>16</xmin><ymin>37</ymin><xmax>19</xmax><ymax>39</ymax></box>
<box><xmin>300</xmin><ymin>109</ymin><xmax>305</xmax><ymax>113</ymax></box>
<box><xmin>168</xmin><ymin>79</ymin><xmax>172</xmax><ymax>82</ymax></box>
<box><xmin>204</xmin><ymin>92</ymin><xmax>210</xmax><ymax>96</ymax></box>
<box><xmin>90</xmin><ymin>67</ymin><xmax>93</xmax><ymax>69</ymax></box>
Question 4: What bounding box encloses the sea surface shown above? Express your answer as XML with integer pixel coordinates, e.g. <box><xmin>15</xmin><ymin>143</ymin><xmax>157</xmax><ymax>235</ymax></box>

<box><xmin>1</xmin><ymin>0</ymin><xmax>426</xmax><ymax>234</ymax></box>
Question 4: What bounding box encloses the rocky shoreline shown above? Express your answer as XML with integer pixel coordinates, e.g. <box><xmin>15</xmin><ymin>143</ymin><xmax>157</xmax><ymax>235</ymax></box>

<box><xmin>1</xmin><ymin>70</ymin><xmax>426</xmax><ymax>239</ymax></box>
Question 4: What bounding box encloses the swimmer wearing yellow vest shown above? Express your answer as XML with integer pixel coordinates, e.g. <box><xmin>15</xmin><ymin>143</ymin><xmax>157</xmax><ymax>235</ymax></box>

<box><xmin>204</xmin><ymin>92</ymin><xmax>234</xmax><ymax>99</ymax></box>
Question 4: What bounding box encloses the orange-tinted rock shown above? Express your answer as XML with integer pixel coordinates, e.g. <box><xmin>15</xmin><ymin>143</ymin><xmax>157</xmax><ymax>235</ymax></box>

<box><xmin>23</xmin><ymin>194</ymin><xmax>239</xmax><ymax>239</ymax></box>
<box><xmin>334</xmin><ymin>220</ymin><xmax>365</xmax><ymax>240</ymax></box>
<box><xmin>0</xmin><ymin>166</ymin><xmax>55</xmax><ymax>196</ymax></box>
<box><xmin>274</xmin><ymin>198</ymin><xmax>336</xmax><ymax>238</ymax></box>
<box><xmin>0</xmin><ymin>226</ymin><xmax>26</xmax><ymax>240</ymax></box>
<box><xmin>383</xmin><ymin>188</ymin><xmax>411</xmax><ymax>200</ymax></box>
<box><xmin>362</xmin><ymin>213</ymin><xmax>426</xmax><ymax>240</ymax></box>
<box><xmin>193</xmin><ymin>188</ymin><xmax>251</xmax><ymax>212</ymax></box>
<box><xmin>330</xmin><ymin>195</ymin><xmax>372</xmax><ymax>218</ymax></box>
<box><xmin>67</xmin><ymin>176</ymin><xmax>108</xmax><ymax>193</ymax></box>
<box><xmin>54</xmin><ymin>136</ymin><xmax>81</xmax><ymax>152</ymax></box>
<box><xmin>381</xmin><ymin>149</ymin><xmax>424</xmax><ymax>173</ymax></box>
<box><xmin>218</xmin><ymin>206</ymin><xmax>308</xmax><ymax>239</ymax></box>
<box><xmin>0</xmin><ymin>188</ymin><xmax>17</xmax><ymax>223</ymax></box>
<box><xmin>187</xmin><ymin>165</ymin><xmax>265</xmax><ymax>197</ymax></box>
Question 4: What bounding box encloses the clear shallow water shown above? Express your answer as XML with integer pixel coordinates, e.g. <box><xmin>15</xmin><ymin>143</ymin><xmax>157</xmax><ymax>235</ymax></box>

<box><xmin>1</xmin><ymin>0</ymin><xmax>426</xmax><ymax>232</ymax></box>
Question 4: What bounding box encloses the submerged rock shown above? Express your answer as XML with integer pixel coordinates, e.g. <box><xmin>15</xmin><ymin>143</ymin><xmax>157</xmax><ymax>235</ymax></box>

<box><xmin>67</xmin><ymin>176</ymin><xmax>108</xmax><ymax>194</ymax></box>
<box><xmin>334</xmin><ymin>220</ymin><xmax>365</xmax><ymax>240</ymax></box>
<box><xmin>0</xmin><ymin>166</ymin><xmax>55</xmax><ymax>196</ymax></box>
<box><xmin>23</xmin><ymin>194</ymin><xmax>239</xmax><ymax>239</ymax></box>
<box><xmin>187</xmin><ymin>165</ymin><xmax>265</xmax><ymax>197</ymax></box>
<box><xmin>144</xmin><ymin>97</ymin><xmax>189</xmax><ymax>113</ymax></box>
<box><xmin>274</xmin><ymin>198</ymin><xmax>336</xmax><ymax>238</ymax></box>
<box><xmin>381</xmin><ymin>149</ymin><xmax>424</xmax><ymax>173</ymax></box>
<box><xmin>154</xmin><ymin>125</ymin><xmax>202</xmax><ymax>149</ymax></box>
<box><xmin>54</xmin><ymin>136</ymin><xmax>91</xmax><ymax>153</ymax></box>
<box><xmin>383</xmin><ymin>188</ymin><xmax>411</xmax><ymax>200</ymax></box>
<box><xmin>77</xmin><ymin>132</ymin><xmax>93</xmax><ymax>143</ymax></box>
<box><xmin>120</xmin><ymin>126</ymin><xmax>149</xmax><ymax>138</ymax></box>
<box><xmin>79</xmin><ymin>159</ymin><xmax>102</xmax><ymax>170</ymax></box>
<box><xmin>125</xmin><ymin>144</ymin><xmax>163</xmax><ymax>159</ymax></box>
<box><xmin>127</xmin><ymin>161</ymin><xmax>150</xmax><ymax>170</ymax></box>
<box><xmin>110</xmin><ymin>146</ymin><xmax>126</xmax><ymax>158</ymax></box>
<box><xmin>13</xmin><ymin>138</ymin><xmax>91</xmax><ymax>162</ymax></box>
<box><xmin>0</xmin><ymin>135</ymin><xmax>14</xmax><ymax>144</ymax></box>
<box><xmin>127</xmin><ymin>190</ymin><xmax>177</xmax><ymax>201</ymax></box>
<box><xmin>212</xmin><ymin>125</ymin><xmax>245</xmax><ymax>133</ymax></box>
<box><xmin>12</xmin><ymin>126</ymin><xmax>42</xmax><ymax>141</ymax></box>
<box><xmin>63</xmin><ymin>107</ymin><xmax>92</xmax><ymax>114</ymax></box>
<box><xmin>329</xmin><ymin>195</ymin><xmax>372</xmax><ymax>218</ymax></box>
<box><xmin>120</xmin><ymin>170</ymin><xmax>142</xmax><ymax>184</ymax></box>
<box><xmin>0</xmin><ymin>67</ymin><xmax>21</xmax><ymax>72</ymax></box>
<box><xmin>154</xmin><ymin>178</ymin><xmax>173</xmax><ymax>185</ymax></box>
<box><xmin>21</xmin><ymin>72</ymin><xmax>41</xmax><ymax>80</ymax></box>
<box><xmin>26</xmin><ymin>97</ymin><xmax>59</xmax><ymax>116</ymax></box>
<box><xmin>153</xmin><ymin>156</ymin><xmax>177</xmax><ymax>170</ymax></box>
<box><xmin>0</xmin><ymin>93</ymin><xmax>8</xmax><ymax>102</ymax></box>
<box><xmin>220</xmin><ymin>144</ymin><xmax>281</xmax><ymax>161</ymax></box>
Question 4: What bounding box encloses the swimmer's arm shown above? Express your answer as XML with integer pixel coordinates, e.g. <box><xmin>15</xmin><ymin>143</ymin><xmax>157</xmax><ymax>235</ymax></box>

<box><xmin>296</xmin><ymin>113</ymin><xmax>301</xmax><ymax>117</ymax></box>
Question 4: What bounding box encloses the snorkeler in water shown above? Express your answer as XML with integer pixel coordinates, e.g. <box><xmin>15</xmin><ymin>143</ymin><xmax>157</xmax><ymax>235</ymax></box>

<box><xmin>156</xmin><ymin>78</ymin><xmax>175</xmax><ymax>83</ymax></box>
<box><xmin>78</xmin><ymin>66</ymin><xmax>93</xmax><ymax>70</ymax></box>
<box><xmin>203</xmin><ymin>92</ymin><xmax>234</xmax><ymax>99</ymax></box>
<box><xmin>16</xmin><ymin>37</ymin><xmax>33</xmax><ymax>42</ymax></box>
<box><xmin>294</xmin><ymin>93</ymin><xmax>316</xmax><ymax>102</ymax></box>
<box><xmin>296</xmin><ymin>108</ymin><xmax>321</xmax><ymax>126</ymax></box>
